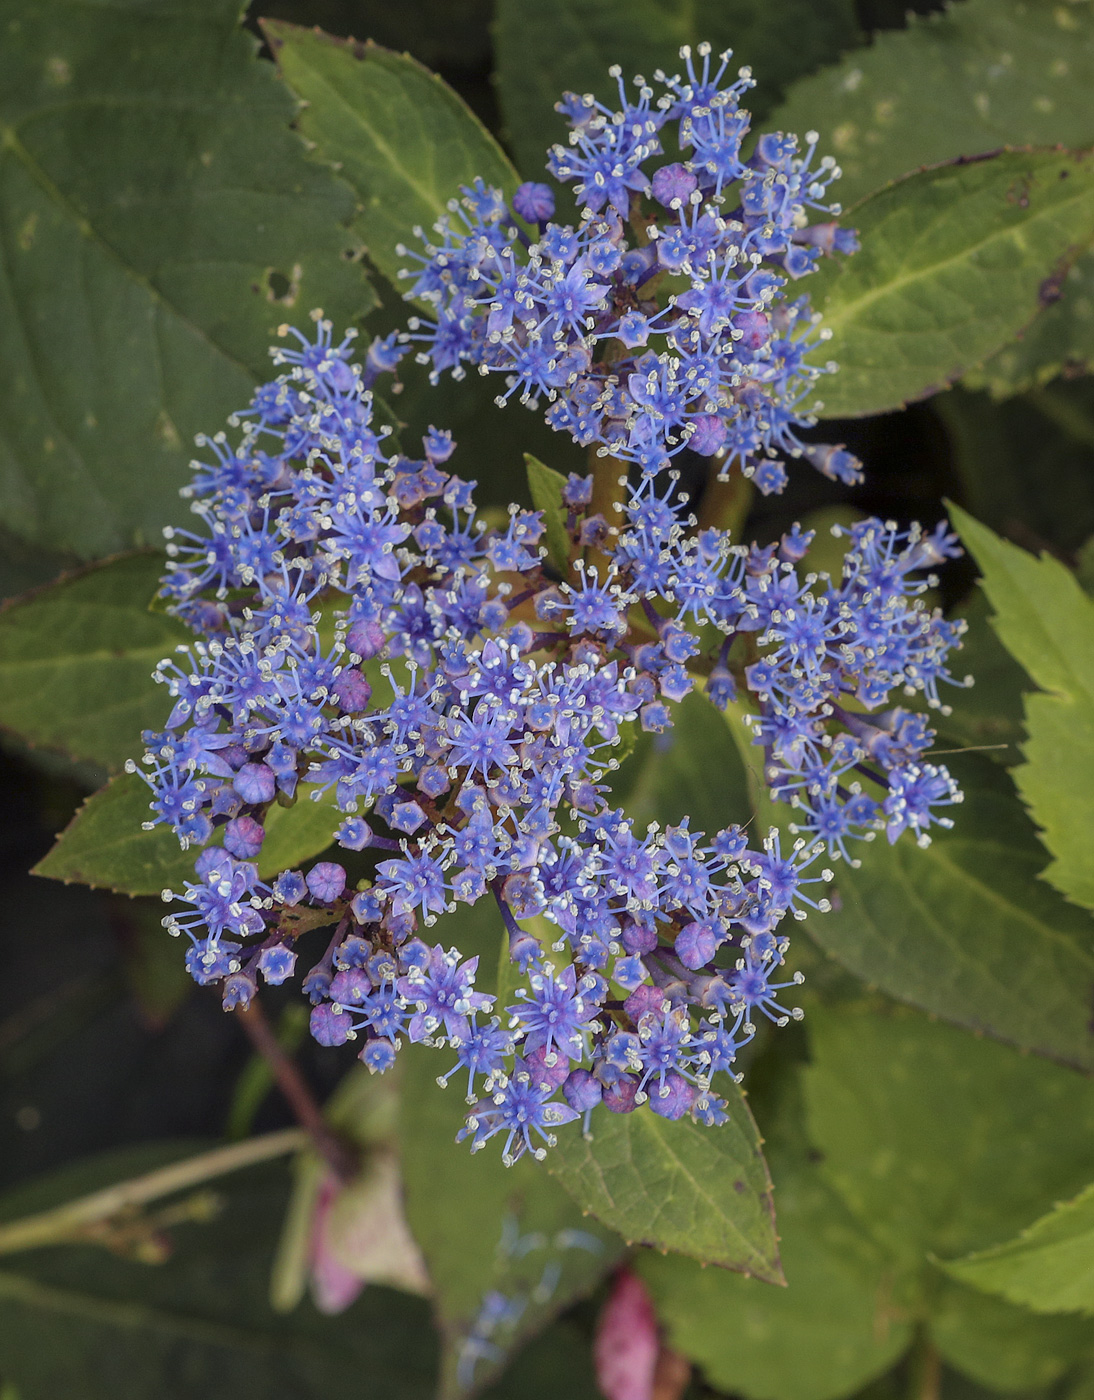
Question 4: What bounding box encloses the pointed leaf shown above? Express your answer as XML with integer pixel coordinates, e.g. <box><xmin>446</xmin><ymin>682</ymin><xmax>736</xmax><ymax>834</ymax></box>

<box><xmin>637</xmin><ymin>1075</ymin><xmax>912</xmax><ymax>1400</ymax></box>
<box><xmin>806</xmin><ymin>754</ymin><xmax>1094</xmax><ymax>1072</ymax></box>
<box><xmin>264</xmin><ymin>23</ymin><xmax>518</xmax><ymax>294</ymax></box>
<box><xmin>33</xmin><ymin>771</ymin><xmax>339</xmax><ymax>897</ymax></box>
<box><xmin>804</xmin><ymin>1002</ymin><xmax>1094</xmax><ymax>1272</ymax></box>
<box><xmin>951</xmin><ymin>504</ymin><xmax>1094</xmax><ymax>912</ymax></box>
<box><xmin>806</xmin><ymin>149</ymin><xmax>1094</xmax><ymax>418</ymax></box>
<box><xmin>944</xmin><ymin>1181</ymin><xmax>1094</xmax><ymax>1317</ymax></box>
<box><xmin>525</xmin><ymin>455</ymin><xmax>572</xmax><ymax>576</ymax></box>
<box><xmin>548</xmin><ymin>1093</ymin><xmax>780</xmax><ymax>1280</ymax></box>
<box><xmin>0</xmin><ymin>0</ymin><xmax>374</xmax><ymax>560</ymax></box>
<box><xmin>0</xmin><ymin>554</ymin><xmax>186</xmax><ymax>771</ymax></box>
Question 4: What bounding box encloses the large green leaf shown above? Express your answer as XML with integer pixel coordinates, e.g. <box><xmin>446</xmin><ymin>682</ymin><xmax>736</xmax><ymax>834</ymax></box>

<box><xmin>33</xmin><ymin>771</ymin><xmax>340</xmax><ymax>897</ymax></box>
<box><xmin>944</xmin><ymin>1182</ymin><xmax>1094</xmax><ymax>1318</ymax></box>
<box><xmin>766</xmin><ymin>0</ymin><xmax>1094</xmax><ymax>397</ymax></box>
<box><xmin>637</xmin><ymin>1074</ymin><xmax>912</xmax><ymax>1400</ymax></box>
<box><xmin>0</xmin><ymin>554</ymin><xmax>185</xmax><ymax>772</ymax></box>
<box><xmin>396</xmin><ymin>900</ymin><xmax>622</xmax><ymax>1400</ymax></box>
<box><xmin>952</xmin><ymin>505</ymin><xmax>1094</xmax><ymax>913</ymax></box>
<box><xmin>931</xmin><ymin>588</ymin><xmax>1029</xmax><ymax>765</ymax></box>
<box><xmin>548</xmin><ymin>1093</ymin><xmax>780</xmax><ymax>1279</ymax></box>
<box><xmin>805</xmin><ymin>149</ymin><xmax>1094</xmax><ymax>418</ymax></box>
<box><xmin>804</xmin><ymin>1003</ymin><xmax>1094</xmax><ymax>1274</ymax></box>
<box><xmin>806</xmin><ymin>754</ymin><xmax>1094</xmax><ymax>1072</ymax></box>
<box><xmin>0</xmin><ymin>0</ymin><xmax>374</xmax><ymax>560</ymax></box>
<box><xmin>928</xmin><ymin>1280</ymin><xmax>1094</xmax><ymax>1391</ymax></box>
<box><xmin>494</xmin><ymin>0</ymin><xmax>860</xmax><ymax>183</ymax></box>
<box><xmin>265</xmin><ymin>24</ymin><xmax>518</xmax><ymax>294</ymax></box>
<box><xmin>937</xmin><ymin>382</ymin><xmax>1094</xmax><ymax>556</ymax></box>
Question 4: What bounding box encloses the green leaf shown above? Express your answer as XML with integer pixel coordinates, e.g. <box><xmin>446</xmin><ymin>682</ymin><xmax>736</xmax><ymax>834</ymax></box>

<box><xmin>805</xmin><ymin>149</ymin><xmax>1094</xmax><ymax>418</ymax></box>
<box><xmin>951</xmin><ymin>504</ymin><xmax>1094</xmax><ymax>913</ymax></box>
<box><xmin>615</xmin><ymin>690</ymin><xmax>752</xmax><ymax>838</ymax></box>
<box><xmin>766</xmin><ymin>0</ymin><xmax>1094</xmax><ymax>397</ymax></box>
<box><xmin>0</xmin><ymin>554</ymin><xmax>186</xmax><ymax>772</ymax></box>
<box><xmin>0</xmin><ymin>0</ymin><xmax>374</xmax><ymax>560</ymax></box>
<box><xmin>931</xmin><ymin>588</ymin><xmax>1029</xmax><ymax>764</ymax></box>
<box><xmin>769</xmin><ymin>0</ymin><xmax>1094</xmax><ymax>210</ymax></box>
<box><xmin>524</xmin><ymin>455</ymin><xmax>572</xmax><ymax>576</ymax></box>
<box><xmin>804</xmin><ymin>1002</ymin><xmax>1094</xmax><ymax>1274</ymax></box>
<box><xmin>928</xmin><ymin>1279</ymin><xmax>1094</xmax><ymax>1391</ymax></box>
<box><xmin>637</xmin><ymin>1073</ymin><xmax>912</xmax><ymax>1400</ymax></box>
<box><xmin>945</xmin><ymin>1182</ymin><xmax>1094</xmax><ymax>1318</ymax></box>
<box><xmin>0</xmin><ymin>1145</ymin><xmax>438</xmax><ymax>1400</ymax></box>
<box><xmin>264</xmin><ymin>23</ymin><xmax>518</xmax><ymax>295</ymax></box>
<box><xmin>937</xmin><ymin>382</ymin><xmax>1094</xmax><ymax>556</ymax></box>
<box><xmin>548</xmin><ymin>1093</ymin><xmax>780</xmax><ymax>1280</ymax></box>
<box><xmin>494</xmin><ymin>0</ymin><xmax>860</xmax><ymax>183</ymax></box>
<box><xmin>397</xmin><ymin>902</ymin><xmax>622</xmax><ymax>1400</ymax></box>
<box><xmin>806</xmin><ymin>754</ymin><xmax>1094</xmax><ymax>1072</ymax></box>
<box><xmin>33</xmin><ymin>771</ymin><xmax>340</xmax><ymax>897</ymax></box>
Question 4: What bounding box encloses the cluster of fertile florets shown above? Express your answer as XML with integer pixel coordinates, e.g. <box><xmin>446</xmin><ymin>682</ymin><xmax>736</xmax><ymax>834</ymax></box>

<box><xmin>135</xmin><ymin>51</ymin><xmax>969</xmax><ymax>1166</ymax></box>
<box><xmin>398</xmin><ymin>44</ymin><xmax>861</xmax><ymax>490</ymax></box>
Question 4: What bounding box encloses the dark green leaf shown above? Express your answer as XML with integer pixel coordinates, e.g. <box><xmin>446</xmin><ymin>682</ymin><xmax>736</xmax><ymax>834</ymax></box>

<box><xmin>525</xmin><ymin>455</ymin><xmax>572</xmax><ymax>576</ymax></box>
<box><xmin>0</xmin><ymin>554</ymin><xmax>185</xmax><ymax>772</ymax></box>
<box><xmin>494</xmin><ymin>0</ymin><xmax>860</xmax><ymax>182</ymax></box>
<box><xmin>614</xmin><ymin>690</ymin><xmax>752</xmax><ymax>838</ymax></box>
<box><xmin>33</xmin><ymin>771</ymin><xmax>339</xmax><ymax>897</ymax></box>
<box><xmin>548</xmin><ymin>1093</ymin><xmax>780</xmax><ymax>1279</ymax></box>
<box><xmin>0</xmin><ymin>1145</ymin><xmax>437</xmax><ymax>1400</ymax></box>
<box><xmin>397</xmin><ymin>901</ymin><xmax>622</xmax><ymax>1400</ymax></box>
<box><xmin>0</xmin><ymin>0</ymin><xmax>374</xmax><ymax>560</ymax></box>
<box><xmin>952</xmin><ymin>505</ymin><xmax>1094</xmax><ymax>913</ymax></box>
<box><xmin>265</xmin><ymin>23</ymin><xmax>518</xmax><ymax>295</ymax></box>
<box><xmin>769</xmin><ymin>0</ymin><xmax>1094</xmax><ymax>210</ymax></box>
<box><xmin>931</xmin><ymin>589</ymin><xmax>1029</xmax><ymax>764</ymax></box>
<box><xmin>937</xmin><ymin>382</ymin><xmax>1094</xmax><ymax>556</ymax></box>
<box><xmin>803</xmin><ymin>1002</ymin><xmax>1094</xmax><ymax>1273</ymax></box>
<box><xmin>929</xmin><ymin>1280</ymin><xmax>1093</xmax><ymax>1391</ymax></box>
<box><xmin>806</xmin><ymin>149</ymin><xmax>1094</xmax><ymax>418</ymax></box>
<box><xmin>766</xmin><ymin>0</ymin><xmax>1094</xmax><ymax>397</ymax></box>
<box><xmin>638</xmin><ymin>1073</ymin><xmax>912</xmax><ymax>1400</ymax></box>
<box><xmin>806</xmin><ymin>754</ymin><xmax>1094</xmax><ymax>1071</ymax></box>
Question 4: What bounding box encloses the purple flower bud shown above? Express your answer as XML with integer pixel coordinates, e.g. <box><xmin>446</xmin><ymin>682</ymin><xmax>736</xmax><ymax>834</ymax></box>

<box><xmin>360</xmin><ymin>1037</ymin><xmax>398</xmax><ymax>1073</ymax></box>
<box><xmin>310</xmin><ymin>1003</ymin><xmax>352</xmax><ymax>1047</ymax></box>
<box><xmin>257</xmin><ymin>944</ymin><xmax>297</xmax><ymax>985</ymax></box>
<box><xmin>307</xmin><ymin>862</ymin><xmax>347</xmax><ymax>903</ymax></box>
<box><xmin>563</xmin><ymin>1068</ymin><xmax>603</xmax><ymax>1112</ymax></box>
<box><xmin>731</xmin><ymin>308</ymin><xmax>770</xmax><ymax>352</ymax></box>
<box><xmin>332</xmin><ymin>667</ymin><xmax>372</xmax><ymax>713</ymax></box>
<box><xmin>602</xmin><ymin>1073</ymin><xmax>639</xmax><ymax>1113</ymax></box>
<box><xmin>390</xmin><ymin>800</ymin><xmax>427</xmax><ymax>834</ymax></box>
<box><xmin>336</xmin><ymin>817</ymin><xmax>373</xmax><ymax>851</ymax></box>
<box><xmin>651</xmin><ymin>162</ymin><xmax>698</xmax><ymax>208</ymax></box>
<box><xmin>687</xmin><ymin>413</ymin><xmax>727</xmax><ymax>456</ymax></box>
<box><xmin>648</xmin><ymin>1069</ymin><xmax>697</xmax><ymax>1120</ymax></box>
<box><xmin>330</xmin><ymin>968</ymin><xmax>371</xmax><ymax>1005</ymax></box>
<box><xmin>347</xmin><ymin>618</ymin><xmax>384</xmax><ymax>660</ymax></box>
<box><xmin>624</xmin><ymin>984</ymin><xmax>666</xmax><ymax>1023</ymax></box>
<box><xmin>223</xmin><ymin>815</ymin><xmax>265</xmax><ymax>859</ymax></box>
<box><xmin>512</xmin><ymin>181</ymin><xmax>555</xmax><ymax>223</ymax></box>
<box><xmin>562</xmin><ymin>473</ymin><xmax>594</xmax><ymax>508</ymax></box>
<box><xmin>525</xmin><ymin>1045</ymin><xmax>570</xmax><ymax>1092</ymax></box>
<box><xmin>620</xmin><ymin>916</ymin><xmax>658</xmax><ymax>956</ymax></box>
<box><xmin>233</xmin><ymin>762</ymin><xmax>276</xmax><ymax>804</ymax></box>
<box><xmin>675</xmin><ymin>920</ymin><xmax>717</xmax><ymax>970</ymax></box>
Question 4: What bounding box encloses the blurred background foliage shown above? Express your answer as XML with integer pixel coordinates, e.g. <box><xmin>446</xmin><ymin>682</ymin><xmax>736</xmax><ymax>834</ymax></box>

<box><xmin>1</xmin><ymin>1</ymin><xmax>1094</xmax><ymax>1397</ymax></box>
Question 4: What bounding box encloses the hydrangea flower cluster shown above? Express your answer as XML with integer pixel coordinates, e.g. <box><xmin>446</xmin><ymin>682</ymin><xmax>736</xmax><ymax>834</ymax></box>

<box><xmin>136</xmin><ymin>49</ymin><xmax>969</xmax><ymax>1166</ymax></box>
<box><xmin>398</xmin><ymin>44</ymin><xmax>861</xmax><ymax>490</ymax></box>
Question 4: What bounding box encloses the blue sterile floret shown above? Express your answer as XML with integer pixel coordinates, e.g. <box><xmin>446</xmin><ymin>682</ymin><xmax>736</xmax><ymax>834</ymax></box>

<box><xmin>133</xmin><ymin>49</ymin><xmax>971</xmax><ymax>1166</ymax></box>
<box><xmin>397</xmin><ymin>43</ymin><xmax>861</xmax><ymax>489</ymax></box>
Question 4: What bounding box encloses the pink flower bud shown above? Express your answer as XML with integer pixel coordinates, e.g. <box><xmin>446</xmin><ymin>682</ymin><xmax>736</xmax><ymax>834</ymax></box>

<box><xmin>594</xmin><ymin>1267</ymin><xmax>659</xmax><ymax>1400</ymax></box>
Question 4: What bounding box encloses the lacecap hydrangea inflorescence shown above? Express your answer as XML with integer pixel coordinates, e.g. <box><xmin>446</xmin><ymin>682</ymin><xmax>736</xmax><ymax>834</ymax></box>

<box><xmin>135</xmin><ymin>46</ymin><xmax>969</xmax><ymax>1165</ymax></box>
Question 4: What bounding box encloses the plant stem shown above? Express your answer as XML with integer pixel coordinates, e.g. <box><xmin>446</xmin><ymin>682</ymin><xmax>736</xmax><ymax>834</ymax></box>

<box><xmin>696</xmin><ymin>459</ymin><xmax>754</xmax><ymax>537</ymax></box>
<box><xmin>585</xmin><ymin>446</ymin><xmax>629</xmax><ymax>580</ymax></box>
<box><xmin>0</xmin><ymin>1129</ymin><xmax>305</xmax><ymax>1256</ymax></box>
<box><xmin>906</xmin><ymin>1330</ymin><xmax>941</xmax><ymax>1400</ymax></box>
<box><xmin>237</xmin><ymin>1000</ymin><xmax>357</xmax><ymax>1180</ymax></box>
